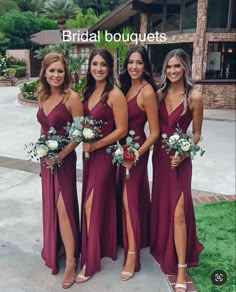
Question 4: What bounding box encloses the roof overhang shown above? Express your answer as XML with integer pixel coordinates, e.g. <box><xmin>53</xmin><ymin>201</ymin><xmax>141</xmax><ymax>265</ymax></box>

<box><xmin>89</xmin><ymin>0</ymin><xmax>155</xmax><ymax>33</ymax></box>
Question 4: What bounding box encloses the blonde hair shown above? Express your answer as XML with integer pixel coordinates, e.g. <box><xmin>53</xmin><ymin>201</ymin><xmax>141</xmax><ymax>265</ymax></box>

<box><xmin>159</xmin><ymin>49</ymin><xmax>194</xmax><ymax>115</ymax></box>
<box><xmin>38</xmin><ymin>52</ymin><xmax>71</xmax><ymax>104</ymax></box>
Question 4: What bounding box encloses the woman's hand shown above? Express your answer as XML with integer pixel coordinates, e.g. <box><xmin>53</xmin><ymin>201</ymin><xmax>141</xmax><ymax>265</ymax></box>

<box><xmin>82</xmin><ymin>142</ymin><xmax>97</xmax><ymax>153</ymax></box>
<box><xmin>122</xmin><ymin>160</ymin><xmax>134</xmax><ymax>169</ymax></box>
<box><xmin>170</xmin><ymin>153</ymin><xmax>186</xmax><ymax>168</ymax></box>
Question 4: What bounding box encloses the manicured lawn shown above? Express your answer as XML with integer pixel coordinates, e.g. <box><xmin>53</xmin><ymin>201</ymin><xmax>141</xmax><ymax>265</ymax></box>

<box><xmin>188</xmin><ymin>200</ymin><xmax>236</xmax><ymax>292</ymax></box>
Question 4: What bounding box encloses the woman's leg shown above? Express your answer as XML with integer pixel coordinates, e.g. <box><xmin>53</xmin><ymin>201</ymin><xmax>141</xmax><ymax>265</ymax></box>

<box><xmin>121</xmin><ymin>186</ymin><xmax>136</xmax><ymax>280</ymax></box>
<box><xmin>174</xmin><ymin>193</ymin><xmax>187</xmax><ymax>291</ymax></box>
<box><xmin>57</xmin><ymin>192</ymin><xmax>75</xmax><ymax>287</ymax></box>
<box><xmin>75</xmin><ymin>190</ymin><xmax>94</xmax><ymax>283</ymax></box>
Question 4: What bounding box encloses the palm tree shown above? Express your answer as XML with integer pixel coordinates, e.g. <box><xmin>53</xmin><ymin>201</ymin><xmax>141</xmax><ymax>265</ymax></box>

<box><xmin>41</xmin><ymin>0</ymin><xmax>80</xmax><ymax>32</ymax></box>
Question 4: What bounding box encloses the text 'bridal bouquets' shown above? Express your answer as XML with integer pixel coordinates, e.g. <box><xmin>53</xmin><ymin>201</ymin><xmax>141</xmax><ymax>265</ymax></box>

<box><xmin>66</xmin><ymin>116</ymin><xmax>103</xmax><ymax>159</ymax></box>
<box><xmin>162</xmin><ymin>126</ymin><xmax>205</xmax><ymax>160</ymax></box>
<box><xmin>106</xmin><ymin>130</ymin><xmax>140</xmax><ymax>179</ymax></box>
<box><xmin>25</xmin><ymin>127</ymin><xmax>69</xmax><ymax>173</ymax></box>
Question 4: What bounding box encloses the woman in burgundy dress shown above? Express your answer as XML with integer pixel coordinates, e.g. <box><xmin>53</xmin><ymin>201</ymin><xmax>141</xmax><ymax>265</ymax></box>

<box><xmin>118</xmin><ymin>46</ymin><xmax>159</xmax><ymax>280</ymax></box>
<box><xmin>37</xmin><ymin>53</ymin><xmax>83</xmax><ymax>288</ymax></box>
<box><xmin>150</xmin><ymin>49</ymin><xmax>204</xmax><ymax>292</ymax></box>
<box><xmin>75</xmin><ymin>48</ymin><xmax>128</xmax><ymax>283</ymax></box>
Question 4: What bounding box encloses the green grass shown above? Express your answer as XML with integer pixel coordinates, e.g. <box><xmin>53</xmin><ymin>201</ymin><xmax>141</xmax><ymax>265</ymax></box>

<box><xmin>188</xmin><ymin>200</ymin><xmax>236</xmax><ymax>292</ymax></box>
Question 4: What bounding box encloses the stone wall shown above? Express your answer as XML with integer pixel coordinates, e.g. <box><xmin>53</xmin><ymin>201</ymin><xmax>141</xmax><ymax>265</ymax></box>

<box><xmin>202</xmin><ymin>83</ymin><xmax>236</xmax><ymax>108</ymax></box>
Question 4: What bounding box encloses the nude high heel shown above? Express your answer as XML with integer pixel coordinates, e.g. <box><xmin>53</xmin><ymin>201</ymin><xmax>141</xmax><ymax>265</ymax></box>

<box><xmin>175</xmin><ymin>264</ymin><xmax>187</xmax><ymax>292</ymax></box>
<box><xmin>120</xmin><ymin>251</ymin><xmax>136</xmax><ymax>281</ymax></box>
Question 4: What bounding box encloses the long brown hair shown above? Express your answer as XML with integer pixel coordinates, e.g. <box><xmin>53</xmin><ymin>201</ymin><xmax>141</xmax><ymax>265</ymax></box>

<box><xmin>159</xmin><ymin>49</ymin><xmax>194</xmax><ymax>114</ymax></box>
<box><xmin>83</xmin><ymin>48</ymin><xmax>114</xmax><ymax>104</ymax></box>
<box><xmin>38</xmin><ymin>52</ymin><xmax>71</xmax><ymax>104</ymax></box>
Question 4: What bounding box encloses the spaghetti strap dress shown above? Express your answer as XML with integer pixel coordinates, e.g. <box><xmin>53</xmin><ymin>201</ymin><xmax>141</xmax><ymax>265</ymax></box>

<box><xmin>80</xmin><ymin>100</ymin><xmax>117</xmax><ymax>277</ymax></box>
<box><xmin>37</xmin><ymin>100</ymin><xmax>80</xmax><ymax>275</ymax></box>
<box><xmin>150</xmin><ymin>100</ymin><xmax>203</xmax><ymax>275</ymax></box>
<box><xmin>119</xmin><ymin>84</ymin><xmax>150</xmax><ymax>272</ymax></box>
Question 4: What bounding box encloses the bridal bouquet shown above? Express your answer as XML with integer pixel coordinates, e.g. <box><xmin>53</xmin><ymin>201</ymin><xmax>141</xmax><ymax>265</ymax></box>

<box><xmin>106</xmin><ymin>130</ymin><xmax>140</xmax><ymax>179</ymax></box>
<box><xmin>66</xmin><ymin>116</ymin><xmax>103</xmax><ymax>158</ymax></box>
<box><xmin>162</xmin><ymin>126</ymin><xmax>205</xmax><ymax>159</ymax></box>
<box><xmin>25</xmin><ymin>127</ymin><xmax>69</xmax><ymax>173</ymax></box>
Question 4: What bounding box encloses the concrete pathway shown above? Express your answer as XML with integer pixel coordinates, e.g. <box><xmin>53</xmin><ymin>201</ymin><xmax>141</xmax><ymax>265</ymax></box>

<box><xmin>0</xmin><ymin>86</ymin><xmax>235</xmax><ymax>292</ymax></box>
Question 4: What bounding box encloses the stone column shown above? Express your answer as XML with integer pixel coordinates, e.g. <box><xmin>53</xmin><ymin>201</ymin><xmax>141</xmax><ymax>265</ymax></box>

<box><xmin>140</xmin><ymin>13</ymin><xmax>148</xmax><ymax>46</ymax></box>
<box><xmin>192</xmin><ymin>0</ymin><xmax>208</xmax><ymax>81</ymax></box>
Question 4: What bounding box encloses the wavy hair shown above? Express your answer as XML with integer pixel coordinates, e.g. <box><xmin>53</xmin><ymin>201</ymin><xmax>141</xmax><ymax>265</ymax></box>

<box><xmin>159</xmin><ymin>49</ymin><xmax>194</xmax><ymax>114</ymax></box>
<box><xmin>83</xmin><ymin>48</ymin><xmax>114</xmax><ymax>104</ymax></box>
<box><xmin>119</xmin><ymin>45</ymin><xmax>158</xmax><ymax>95</ymax></box>
<box><xmin>38</xmin><ymin>52</ymin><xmax>71</xmax><ymax>104</ymax></box>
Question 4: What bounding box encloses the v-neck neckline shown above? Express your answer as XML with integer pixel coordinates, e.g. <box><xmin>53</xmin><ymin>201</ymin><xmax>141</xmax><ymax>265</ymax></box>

<box><xmin>42</xmin><ymin>99</ymin><xmax>63</xmax><ymax>117</ymax></box>
<box><xmin>164</xmin><ymin>100</ymin><xmax>183</xmax><ymax>117</ymax></box>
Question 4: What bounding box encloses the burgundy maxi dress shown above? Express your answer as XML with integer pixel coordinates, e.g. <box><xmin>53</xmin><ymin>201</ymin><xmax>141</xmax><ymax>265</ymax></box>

<box><xmin>37</xmin><ymin>100</ymin><xmax>80</xmax><ymax>275</ymax></box>
<box><xmin>150</xmin><ymin>101</ymin><xmax>203</xmax><ymax>275</ymax></box>
<box><xmin>80</xmin><ymin>100</ymin><xmax>117</xmax><ymax>277</ymax></box>
<box><xmin>119</xmin><ymin>85</ymin><xmax>150</xmax><ymax>272</ymax></box>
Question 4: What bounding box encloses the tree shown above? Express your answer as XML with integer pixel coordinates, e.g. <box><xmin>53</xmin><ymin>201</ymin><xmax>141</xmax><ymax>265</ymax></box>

<box><xmin>0</xmin><ymin>0</ymin><xmax>19</xmax><ymax>16</ymax></box>
<box><xmin>0</xmin><ymin>11</ymin><xmax>57</xmax><ymax>49</ymax></box>
<box><xmin>66</xmin><ymin>8</ymin><xmax>101</xmax><ymax>28</ymax></box>
<box><xmin>76</xmin><ymin>0</ymin><xmax>125</xmax><ymax>15</ymax></box>
<box><xmin>0</xmin><ymin>31</ymin><xmax>10</xmax><ymax>54</ymax></box>
<box><xmin>41</xmin><ymin>0</ymin><xmax>80</xmax><ymax>30</ymax></box>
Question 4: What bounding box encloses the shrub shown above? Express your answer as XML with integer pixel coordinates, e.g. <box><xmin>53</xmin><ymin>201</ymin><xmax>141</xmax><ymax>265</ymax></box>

<box><xmin>71</xmin><ymin>78</ymin><xmax>86</xmax><ymax>95</ymax></box>
<box><xmin>4</xmin><ymin>67</ymin><xmax>16</xmax><ymax>77</ymax></box>
<box><xmin>12</xmin><ymin>66</ymin><xmax>27</xmax><ymax>78</ymax></box>
<box><xmin>0</xmin><ymin>55</ymin><xmax>7</xmax><ymax>76</ymax></box>
<box><xmin>22</xmin><ymin>79</ymin><xmax>39</xmax><ymax>100</ymax></box>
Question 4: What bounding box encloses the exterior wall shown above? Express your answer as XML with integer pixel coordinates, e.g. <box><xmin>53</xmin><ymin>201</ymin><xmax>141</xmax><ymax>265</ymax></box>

<box><xmin>202</xmin><ymin>83</ymin><xmax>236</xmax><ymax>108</ymax></box>
<box><xmin>6</xmin><ymin>49</ymin><xmax>30</xmax><ymax>77</ymax></box>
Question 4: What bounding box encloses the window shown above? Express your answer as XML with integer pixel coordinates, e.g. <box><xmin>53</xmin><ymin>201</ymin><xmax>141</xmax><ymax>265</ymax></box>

<box><xmin>206</xmin><ymin>42</ymin><xmax>236</xmax><ymax>79</ymax></box>
<box><xmin>182</xmin><ymin>0</ymin><xmax>197</xmax><ymax>32</ymax></box>
<box><xmin>166</xmin><ymin>4</ymin><xmax>181</xmax><ymax>32</ymax></box>
<box><xmin>69</xmin><ymin>46</ymin><xmax>78</xmax><ymax>57</ymax></box>
<box><xmin>150</xmin><ymin>43</ymin><xmax>193</xmax><ymax>77</ymax></box>
<box><xmin>207</xmin><ymin>0</ymin><xmax>235</xmax><ymax>31</ymax></box>
<box><xmin>80</xmin><ymin>47</ymin><xmax>90</xmax><ymax>75</ymax></box>
<box><xmin>149</xmin><ymin>0</ymin><xmax>197</xmax><ymax>34</ymax></box>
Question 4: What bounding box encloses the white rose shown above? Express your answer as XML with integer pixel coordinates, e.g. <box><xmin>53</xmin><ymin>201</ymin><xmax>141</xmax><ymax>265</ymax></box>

<box><xmin>179</xmin><ymin>139</ymin><xmax>191</xmax><ymax>151</ymax></box>
<box><xmin>169</xmin><ymin>134</ymin><xmax>179</xmax><ymax>144</ymax></box>
<box><xmin>72</xmin><ymin>129</ymin><xmax>81</xmax><ymax>138</ymax></box>
<box><xmin>132</xmin><ymin>148</ymin><xmax>139</xmax><ymax>161</ymax></box>
<box><xmin>83</xmin><ymin>128</ymin><xmax>94</xmax><ymax>140</ymax></box>
<box><xmin>36</xmin><ymin>144</ymin><xmax>48</xmax><ymax>158</ymax></box>
<box><xmin>114</xmin><ymin>148</ymin><xmax>123</xmax><ymax>156</ymax></box>
<box><xmin>46</xmin><ymin>139</ymin><xmax>59</xmax><ymax>151</ymax></box>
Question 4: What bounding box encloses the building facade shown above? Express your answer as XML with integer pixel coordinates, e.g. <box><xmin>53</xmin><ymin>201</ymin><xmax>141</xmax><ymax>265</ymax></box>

<box><xmin>89</xmin><ymin>0</ymin><xmax>236</xmax><ymax>108</ymax></box>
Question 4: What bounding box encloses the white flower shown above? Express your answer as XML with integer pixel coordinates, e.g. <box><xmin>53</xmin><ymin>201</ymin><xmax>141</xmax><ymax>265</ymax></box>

<box><xmin>132</xmin><ymin>148</ymin><xmax>139</xmax><ymax>161</ymax></box>
<box><xmin>83</xmin><ymin>128</ymin><xmax>94</xmax><ymax>139</ymax></box>
<box><xmin>46</xmin><ymin>139</ymin><xmax>59</xmax><ymax>150</ymax></box>
<box><xmin>71</xmin><ymin>129</ymin><xmax>81</xmax><ymax>138</ymax></box>
<box><xmin>36</xmin><ymin>144</ymin><xmax>48</xmax><ymax>158</ymax></box>
<box><xmin>179</xmin><ymin>139</ymin><xmax>191</xmax><ymax>151</ymax></box>
<box><xmin>169</xmin><ymin>134</ymin><xmax>180</xmax><ymax>144</ymax></box>
<box><xmin>114</xmin><ymin>147</ymin><xmax>123</xmax><ymax>156</ymax></box>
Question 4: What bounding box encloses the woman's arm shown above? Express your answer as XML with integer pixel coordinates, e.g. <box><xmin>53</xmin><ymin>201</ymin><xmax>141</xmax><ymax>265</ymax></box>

<box><xmin>83</xmin><ymin>87</ymin><xmax>128</xmax><ymax>152</ymax></box>
<box><xmin>170</xmin><ymin>89</ymin><xmax>203</xmax><ymax>168</ymax></box>
<box><xmin>190</xmin><ymin>89</ymin><xmax>204</xmax><ymax>144</ymax></box>
<box><xmin>55</xmin><ymin>91</ymin><xmax>83</xmax><ymax>162</ymax></box>
<box><xmin>137</xmin><ymin>84</ymin><xmax>159</xmax><ymax>157</ymax></box>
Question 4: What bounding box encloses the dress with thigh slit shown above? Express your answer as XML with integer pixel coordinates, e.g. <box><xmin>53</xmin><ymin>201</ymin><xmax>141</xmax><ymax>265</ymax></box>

<box><xmin>119</xmin><ymin>86</ymin><xmax>150</xmax><ymax>272</ymax></box>
<box><xmin>37</xmin><ymin>100</ymin><xmax>80</xmax><ymax>275</ymax></box>
<box><xmin>150</xmin><ymin>100</ymin><xmax>203</xmax><ymax>275</ymax></box>
<box><xmin>81</xmin><ymin>100</ymin><xmax>117</xmax><ymax>277</ymax></box>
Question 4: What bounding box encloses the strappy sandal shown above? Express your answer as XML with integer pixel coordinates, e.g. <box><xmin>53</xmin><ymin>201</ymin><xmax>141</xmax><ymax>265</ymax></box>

<box><xmin>62</xmin><ymin>259</ymin><xmax>75</xmax><ymax>289</ymax></box>
<box><xmin>75</xmin><ymin>264</ymin><xmax>91</xmax><ymax>284</ymax></box>
<box><xmin>175</xmin><ymin>264</ymin><xmax>187</xmax><ymax>292</ymax></box>
<box><xmin>120</xmin><ymin>251</ymin><xmax>136</xmax><ymax>281</ymax></box>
